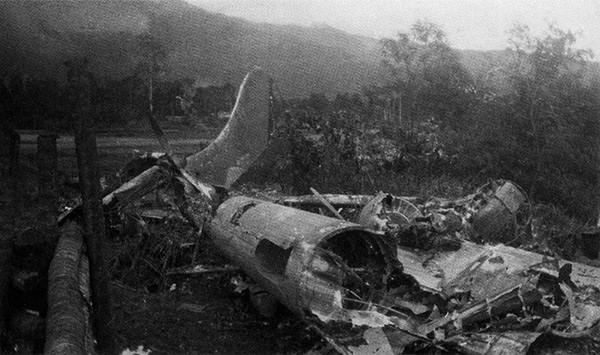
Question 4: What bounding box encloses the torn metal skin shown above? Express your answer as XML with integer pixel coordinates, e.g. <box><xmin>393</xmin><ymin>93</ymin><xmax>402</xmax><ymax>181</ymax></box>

<box><xmin>210</xmin><ymin>196</ymin><xmax>409</xmax><ymax>320</ymax></box>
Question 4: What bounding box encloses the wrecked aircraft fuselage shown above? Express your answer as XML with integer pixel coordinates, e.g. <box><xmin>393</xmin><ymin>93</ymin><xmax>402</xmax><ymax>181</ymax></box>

<box><xmin>210</xmin><ymin>196</ymin><xmax>410</xmax><ymax>321</ymax></box>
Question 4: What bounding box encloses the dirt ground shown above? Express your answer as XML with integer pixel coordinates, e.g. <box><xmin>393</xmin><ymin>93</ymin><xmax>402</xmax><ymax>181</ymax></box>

<box><xmin>110</xmin><ymin>238</ymin><xmax>318</xmax><ymax>354</ymax></box>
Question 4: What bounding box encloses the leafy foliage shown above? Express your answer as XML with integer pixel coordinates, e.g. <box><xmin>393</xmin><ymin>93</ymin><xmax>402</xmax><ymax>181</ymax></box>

<box><xmin>254</xmin><ymin>93</ymin><xmax>468</xmax><ymax>198</ymax></box>
<box><xmin>254</xmin><ymin>22</ymin><xmax>599</xmax><ymax>221</ymax></box>
<box><xmin>381</xmin><ymin>20</ymin><xmax>474</xmax><ymax>129</ymax></box>
<box><xmin>442</xmin><ymin>24</ymin><xmax>600</xmax><ymax>218</ymax></box>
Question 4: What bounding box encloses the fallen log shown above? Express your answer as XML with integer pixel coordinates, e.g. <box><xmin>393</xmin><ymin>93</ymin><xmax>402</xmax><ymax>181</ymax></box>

<box><xmin>78</xmin><ymin>252</ymin><xmax>96</xmax><ymax>355</ymax></box>
<box><xmin>45</xmin><ymin>222</ymin><xmax>87</xmax><ymax>355</ymax></box>
<box><xmin>102</xmin><ymin>165</ymin><xmax>170</xmax><ymax>207</ymax></box>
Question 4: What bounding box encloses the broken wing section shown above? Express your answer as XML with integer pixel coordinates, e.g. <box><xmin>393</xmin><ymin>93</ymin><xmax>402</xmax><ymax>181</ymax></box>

<box><xmin>185</xmin><ymin>68</ymin><xmax>270</xmax><ymax>188</ymax></box>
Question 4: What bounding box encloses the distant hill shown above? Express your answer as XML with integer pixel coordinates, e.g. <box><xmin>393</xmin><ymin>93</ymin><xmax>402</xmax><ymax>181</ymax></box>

<box><xmin>0</xmin><ymin>0</ymin><xmax>386</xmax><ymax>98</ymax></box>
<box><xmin>1</xmin><ymin>0</ymin><xmax>598</xmax><ymax>98</ymax></box>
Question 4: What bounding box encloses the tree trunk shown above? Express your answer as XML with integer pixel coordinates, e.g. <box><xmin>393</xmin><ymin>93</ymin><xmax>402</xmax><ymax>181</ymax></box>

<box><xmin>71</xmin><ymin>61</ymin><xmax>115</xmax><ymax>354</ymax></box>
<box><xmin>75</xmin><ymin>122</ymin><xmax>114</xmax><ymax>354</ymax></box>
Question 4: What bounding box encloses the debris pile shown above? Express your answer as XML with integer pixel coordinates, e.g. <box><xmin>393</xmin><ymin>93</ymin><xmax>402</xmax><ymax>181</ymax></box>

<box><xmin>357</xmin><ymin>180</ymin><xmax>528</xmax><ymax>250</ymax></box>
<box><xmin>239</xmin><ymin>181</ymin><xmax>600</xmax><ymax>354</ymax></box>
<box><xmin>107</xmin><ymin>157</ymin><xmax>600</xmax><ymax>354</ymax></box>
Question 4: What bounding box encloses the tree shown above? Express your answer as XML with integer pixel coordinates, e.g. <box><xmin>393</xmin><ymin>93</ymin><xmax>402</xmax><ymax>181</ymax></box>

<box><xmin>456</xmin><ymin>24</ymin><xmax>599</xmax><ymax>217</ymax></box>
<box><xmin>381</xmin><ymin>20</ymin><xmax>473</xmax><ymax>129</ymax></box>
<box><xmin>505</xmin><ymin>24</ymin><xmax>598</xmax><ymax>216</ymax></box>
<box><xmin>301</xmin><ymin>93</ymin><xmax>330</xmax><ymax>113</ymax></box>
<box><xmin>134</xmin><ymin>31</ymin><xmax>168</xmax><ymax>116</ymax></box>
<box><xmin>331</xmin><ymin>93</ymin><xmax>364</xmax><ymax>114</ymax></box>
<box><xmin>192</xmin><ymin>83</ymin><xmax>236</xmax><ymax>124</ymax></box>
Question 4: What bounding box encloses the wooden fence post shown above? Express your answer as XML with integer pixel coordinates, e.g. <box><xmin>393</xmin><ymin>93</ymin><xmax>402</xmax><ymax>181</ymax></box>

<box><xmin>0</xmin><ymin>130</ymin><xmax>19</xmax><ymax>351</ymax></box>
<box><xmin>37</xmin><ymin>134</ymin><xmax>59</xmax><ymax>242</ymax></box>
<box><xmin>68</xmin><ymin>58</ymin><xmax>115</xmax><ymax>354</ymax></box>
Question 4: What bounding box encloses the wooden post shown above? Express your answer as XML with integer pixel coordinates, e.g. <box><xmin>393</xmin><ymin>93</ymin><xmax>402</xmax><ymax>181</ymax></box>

<box><xmin>68</xmin><ymin>58</ymin><xmax>115</xmax><ymax>354</ymax></box>
<box><xmin>37</xmin><ymin>134</ymin><xmax>59</xmax><ymax>242</ymax></box>
<box><xmin>9</xmin><ymin>130</ymin><xmax>20</xmax><ymax>214</ymax></box>
<box><xmin>0</xmin><ymin>129</ymin><xmax>19</xmax><ymax>351</ymax></box>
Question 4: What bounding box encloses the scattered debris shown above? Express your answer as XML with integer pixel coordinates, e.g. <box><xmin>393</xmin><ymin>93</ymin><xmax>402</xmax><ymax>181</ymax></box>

<box><xmin>357</xmin><ymin>192</ymin><xmax>422</xmax><ymax>233</ymax></box>
<box><xmin>120</xmin><ymin>345</ymin><xmax>151</xmax><ymax>355</ymax></box>
<box><xmin>205</xmin><ymin>183</ymin><xmax>600</xmax><ymax>354</ymax></box>
<box><xmin>100</xmin><ymin>151</ymin><xmax>600</xmax><ymax>355</ymax></box>
<box><xmin>310</xmin><ymin>187</ymin><xmax>346</xmax><ymax>220</ymax></box>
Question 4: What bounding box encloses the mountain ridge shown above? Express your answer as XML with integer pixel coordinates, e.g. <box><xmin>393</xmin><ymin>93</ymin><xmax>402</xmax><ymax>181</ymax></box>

<box><xmin>1</xmin><ymin>0</ymin><xmax>598</xmax><ymax>98</ymax></box>
<box><xmin>0</xmin><ymin>0</ymin><xmax>387</xmax><ymax>98</ymax></box>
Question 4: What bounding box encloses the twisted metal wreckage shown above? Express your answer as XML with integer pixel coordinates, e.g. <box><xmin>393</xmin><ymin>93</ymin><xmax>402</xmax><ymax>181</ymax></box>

<box><xmin>54</xmin><ymin>68</ymin><xmax>600</xmax><ymax>354</ymax></box>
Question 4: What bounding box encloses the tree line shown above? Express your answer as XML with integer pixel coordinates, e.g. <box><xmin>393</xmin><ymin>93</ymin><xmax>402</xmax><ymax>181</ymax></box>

<box><xmin>267</xmin><ymin>22</ymin><xmax>600</xmax><ymax>220</ymax></box>
<box><xmin>0</xmin><ymin>32</ymin><xmax>236</xmax><ymax>131</ymax></box>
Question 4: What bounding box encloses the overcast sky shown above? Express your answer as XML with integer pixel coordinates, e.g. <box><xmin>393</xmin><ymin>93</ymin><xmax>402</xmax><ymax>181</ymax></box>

<box><xmin>184</xmin><ymin>0</ymin><xmax>600</xmax><ymax>58</ymax></box>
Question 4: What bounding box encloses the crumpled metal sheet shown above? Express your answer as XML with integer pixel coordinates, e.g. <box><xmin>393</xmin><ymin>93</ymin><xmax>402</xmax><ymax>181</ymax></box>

<box><xmin>210</xmin><ymin>183</ymin><xmax>600</xmax><ymax>354</ymax></box>
<box><xmin>357</xmin><ymin>192</ymin><xmax>422</xmax><ymax>232</ymax></box>
<box><xmin>445</xmin><ymin>332</ymin><xmax>543</xmax><ymax>355</ymax></box>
